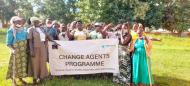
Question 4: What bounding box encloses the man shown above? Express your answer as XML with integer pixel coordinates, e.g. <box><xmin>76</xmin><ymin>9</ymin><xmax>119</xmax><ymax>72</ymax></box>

<box><xmin>89</xmin><ymin>22</ymin><xmax>103</xmax><ymax>39</ymax></box>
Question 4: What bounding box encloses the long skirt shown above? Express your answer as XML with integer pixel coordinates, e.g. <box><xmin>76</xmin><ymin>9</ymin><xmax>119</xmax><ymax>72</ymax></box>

<box><xmin>32</xmin><ymin>44</ymin><xmax>48</xmax><ymax>79</ymax></box>
<box><xmin>6</xmin><ymin>40</ymin><xmax>28</xmax><ymax>79</ymax></box>
<box><xmin>113</xmin><ymin>45</ymin><xmax>131</xmax><ymax>85</ymax></box>
<box><xmin>132</xmin><ymin>39</ymin><xmax>154</xmax><ymax>85</ymax></box>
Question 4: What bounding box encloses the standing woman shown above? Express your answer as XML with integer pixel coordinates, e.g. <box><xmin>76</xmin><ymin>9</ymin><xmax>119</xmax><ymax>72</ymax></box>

<box><xmin>6</xmin><ymin>16</ymin><xmax>28</xmax><ymax>85</ymax></box>
<box><xmin>113</xmin><ymin>22</ymin><xmax>132</xmax><ymax>85</ymax></box>
<box><xmin>28</xmin><ymin>17</ymin><xmax>59</xmax><ymax>84</ymax></box>
<box><xmin>67</xmin><ymin>20</ymin><xmax>89</xmax><ymax>40</ymax></box>
<box><xmin>130</xmin><ymin>23</ymin><xmax>154</xmax><ymax>86</ymax></box>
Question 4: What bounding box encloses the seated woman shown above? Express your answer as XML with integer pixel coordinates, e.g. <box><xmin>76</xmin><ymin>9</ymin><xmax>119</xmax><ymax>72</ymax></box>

<box><xmin>130</xmin><ymin>23</ymin><xmax>154</xmax><ymax>86</ymax></box>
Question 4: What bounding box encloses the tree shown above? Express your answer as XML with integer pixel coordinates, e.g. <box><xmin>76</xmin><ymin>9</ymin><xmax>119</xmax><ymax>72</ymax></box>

<box><xmin>33</xmin><ymin>0</ymin><xmax>77</xmax><ymax>23</ymax></box>
<box><xmin>76</xmin><ymin>0</ymin><xmax>150</xmax><ymax>23</ymax></box>
<box><xmin>144</xmin><ymin>0</ymin><xmax>164</xmax><ymax>28</ymax></box>
<box><xmin>162</xmin><ymin>0</ymin><xmax>190</xmax><ymax>34</ymax></box>
<box><xmin>0</xmin><ymin>0</ymin><xmax>16</xmax><ymax>26</ymax></box>
<box><xmin>174</xmin><ymin>0</ymin><xmax>190</xmax><ymax>34</ymax></box>
<box><xmin>15</xmin><ymin>0</ymin><xmax>34</xmax><ymax>19</ymax></box>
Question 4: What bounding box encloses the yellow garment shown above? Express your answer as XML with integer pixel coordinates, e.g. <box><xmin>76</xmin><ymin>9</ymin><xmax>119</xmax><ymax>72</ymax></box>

<box><xmin>131</xmin><ymin>30</ymin><xmax>138</xmax><ymax>41</ymax></box>
<box><xmin>71</xmin><ymin>29</ymin><xmax>88</xmax><ymax>40</ymax></box>
<box><xmin>131</xmin><ymin>30</ymin><xmax>147</xmax><ymax>41</ymax></box>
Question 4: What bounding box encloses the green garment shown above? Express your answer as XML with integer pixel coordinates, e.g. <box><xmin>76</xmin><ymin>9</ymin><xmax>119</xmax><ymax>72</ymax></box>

<box><xmin>6</xmin><ymin>40</ymin><xmax>28</xmax><ymax>79</ymax></box>
<box><xmin>132</xmin><ymin>39</ymin><xmax>154</xmax><ymax>85</ymax></box>
<box><xmin>89</xmin><ymin>30</ymin><xmax>103</xmax><ymax>39</ymax></box>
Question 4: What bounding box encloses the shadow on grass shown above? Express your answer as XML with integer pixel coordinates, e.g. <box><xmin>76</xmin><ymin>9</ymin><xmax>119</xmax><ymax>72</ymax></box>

<box><xmin>153</xmin><ymin>75</ymin><xmax>190</xmax><ymax>86</ymax></box>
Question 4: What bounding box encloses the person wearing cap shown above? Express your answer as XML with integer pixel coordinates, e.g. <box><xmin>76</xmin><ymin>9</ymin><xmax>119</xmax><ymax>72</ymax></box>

<box><xmin>89</xmin><ymin>22</ymin><xmax>104</xmax><ymax>39</ymax></box>
<box><xmin>67</xmin><ymin>20</ymin><xmax>89</xmax><ymax>40</ymax></box>
<box><xmin>28</xmin><ymin>17</ymin><xmax>60</xmax><ymax>84</ymax></box>
<box><xmin>6</xmin><ymin>16</ymin><xmax>28</xmax><ymax>85</ymax></box>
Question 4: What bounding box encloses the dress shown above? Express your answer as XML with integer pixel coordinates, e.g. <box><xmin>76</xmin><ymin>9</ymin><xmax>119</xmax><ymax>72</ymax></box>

<box><xmin>132</xmin><ymin>39</ymin><xmax>154</xmax><ymax>85</ymax></box>
<box><xmin>28</xmin><ymin>27</ymin><xmax>49</xmax><ymax>79</ymax></box>
<box><xmin>113</xmin><ymin>45</ymin><xmax>131</xmax><ymax>85</ymax></box>
<box><xmin>6</xmin><ymin>28</ymin><xmax>28</xmax><ymax>79</ymax></box>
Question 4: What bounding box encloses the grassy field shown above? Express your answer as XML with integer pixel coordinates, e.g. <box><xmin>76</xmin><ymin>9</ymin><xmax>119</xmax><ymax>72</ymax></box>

<box><xmin>0</xmin><ymin>29</ymin><xmax>190</xmax><ymax>86</ymax></box>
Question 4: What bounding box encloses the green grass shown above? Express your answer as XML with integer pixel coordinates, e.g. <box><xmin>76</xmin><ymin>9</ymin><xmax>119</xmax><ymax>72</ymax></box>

<box><xmin>0</xmin><ymin>29</ymin><xmax>190</xmax><ymax>86</ymax></box>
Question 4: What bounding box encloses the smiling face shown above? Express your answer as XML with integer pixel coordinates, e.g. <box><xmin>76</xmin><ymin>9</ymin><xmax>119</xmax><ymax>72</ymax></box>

<box><xmin>13</xmin><ymin>20</ymin><xmax>22</xmax><ymax>28</ymax></box>
<box><xmin>137</xmin><ymin>24</ymin><xmax>144</xmax><ymax>35</ymax></box>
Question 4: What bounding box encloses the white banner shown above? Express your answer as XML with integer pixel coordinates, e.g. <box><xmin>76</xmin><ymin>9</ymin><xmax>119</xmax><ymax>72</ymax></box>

<box><xmin>49</xmin><ymin>39</ymin><xmax>119</xmax><ymax>75</ymax></box>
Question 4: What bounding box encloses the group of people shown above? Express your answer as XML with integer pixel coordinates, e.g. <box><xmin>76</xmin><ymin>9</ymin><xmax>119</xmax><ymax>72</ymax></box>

<box><xmin>6</xmin><ymin>15</ymin><xmax>159</xmax><ymax>86</ymax></box>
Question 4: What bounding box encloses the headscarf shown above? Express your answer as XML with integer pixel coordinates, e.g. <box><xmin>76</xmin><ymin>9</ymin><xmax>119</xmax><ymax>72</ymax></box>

<box><xmin>10</xmin><ymin>16</ymin><xmax>22</xmax><ymax>38</ymax></box>
<box><xmin>30</xmin><ymin>17</ymin><xmax>40</xmax><ymax>25</ymax></box>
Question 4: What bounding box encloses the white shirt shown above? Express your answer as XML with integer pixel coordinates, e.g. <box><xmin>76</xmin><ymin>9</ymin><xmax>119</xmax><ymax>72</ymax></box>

<box><xmin>36</xmin><ymin>28</ymin><xmax>46</xmax><ymax>41</ymax></box>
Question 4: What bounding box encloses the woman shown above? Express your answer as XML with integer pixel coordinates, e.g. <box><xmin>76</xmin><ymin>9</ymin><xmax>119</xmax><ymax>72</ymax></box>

<box><xmin>28</xmin><ymin>17</ymin><xmax>59</xmax><ymax>84</ymax></box>
<box><xmin>113</xmin><ymin>22</ymin><xmax>132</xmax><ymax>85</ymax></box>
<box><xmin>67</xmin><ymin>20</ymin><xmax>89</xmax><ymax>40</ymax></box>
<box><xmin>130</xmin><ymin>23</ymin><xmax>154</xmax><ymax>86</ymax></box>
<box><xmin>6</xmin><ymin>16</ymin><xmax>28</xmax><ymax>85</ymax></box>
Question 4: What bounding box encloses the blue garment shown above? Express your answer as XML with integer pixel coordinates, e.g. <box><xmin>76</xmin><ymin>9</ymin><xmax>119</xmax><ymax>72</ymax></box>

<box><xmin>46</xmin><ymin>27</ymin><xmax>58</xmax><ymax>40</ymax></box>
<box><xmin>6</xmin><ymin>28</ymin><xmax>28</xmax><ymax>46</ymax></box>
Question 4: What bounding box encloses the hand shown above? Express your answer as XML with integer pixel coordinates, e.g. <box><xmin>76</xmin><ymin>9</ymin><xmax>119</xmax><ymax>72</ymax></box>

<box><xmin>66</xmin><ymin>24</ymin><xmax>71</xmax><ymax>31</ymax></box>
<box><xmin>12</xmin><ymin>49</ymin><xmax>16</xmax><ymax>55</ymax></box>
<box><xmin>107</xmin><ymin>23</ymin><xmax>113</xmax><ymax>28</ymax></box>
<box><xmin>54</xmin><ymin>42</ymin><xmax>61</xmax><ymax>46</ymax></box>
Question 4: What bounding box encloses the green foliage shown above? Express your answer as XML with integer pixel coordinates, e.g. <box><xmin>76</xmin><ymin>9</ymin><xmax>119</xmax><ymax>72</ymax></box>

<box><xmin>1</xmin><ymin>0</ymin><xmax>190</xmax><ymax>32</ymax></box>
<box><xmin>162</xmin><ymin>0</ymin><xmax>190</xmax><ymax>33</ymax></box>
<box><xmin>0</xmin><ymin>0</ymin><xmax>16</xmax><ymax>22</ymax></box>
<box><xmin>144</xmin><ymin>0</ymin><xmax>164</xmax><ymax>28</ymax></box>
<box><xmin>76</xmin><ymin>0</ymin><xmax>150</xmax><ymax>23</ymax></box>
<box><xmin>32</xmin><ymin>0</ymin><xmax>78</xmax><ymax>23</ymax></box>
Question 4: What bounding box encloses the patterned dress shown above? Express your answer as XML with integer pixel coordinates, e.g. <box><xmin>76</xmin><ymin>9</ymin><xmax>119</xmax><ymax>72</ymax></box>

<box><xmin>113</xmin><ymin>45</ymin><xmax>131</xmax><ymax>85</ymax></box>
<box><xmin>6</xmin><ymin>28</ymin><xmax>28</xmax><ymax>79</ymax></box>
<box><xmin>6</xmin><ymin>40</ymin><xmax>28</xmax><ymax>79</ymax></box>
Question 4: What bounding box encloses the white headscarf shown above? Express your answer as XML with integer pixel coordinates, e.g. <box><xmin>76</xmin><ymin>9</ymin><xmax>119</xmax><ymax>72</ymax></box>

<box><xmin>10</xmin><ymin>16</ymin><xmax>22</xmax><ymax>38</ymax></box>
